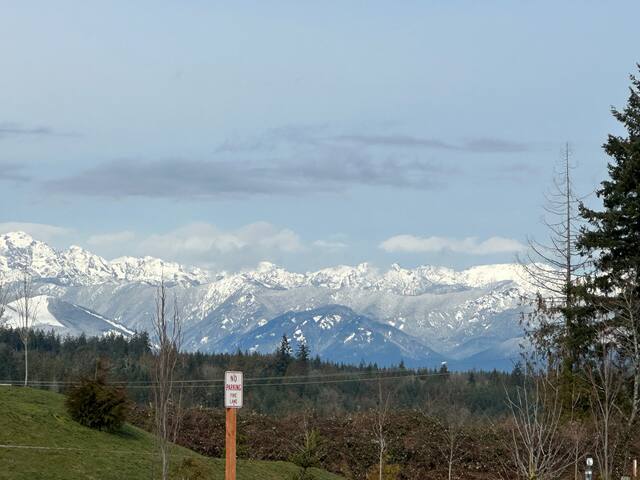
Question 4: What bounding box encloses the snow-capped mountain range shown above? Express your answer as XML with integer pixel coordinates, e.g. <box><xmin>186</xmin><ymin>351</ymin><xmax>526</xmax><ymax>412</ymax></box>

<box><xmin>0</xmin><ymin>231</ymin><xmax>538</xmax><ymax>369</ymax></box>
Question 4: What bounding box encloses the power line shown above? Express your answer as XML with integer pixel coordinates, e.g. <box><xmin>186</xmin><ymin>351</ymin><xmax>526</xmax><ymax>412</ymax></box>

<box><xmin>0</xmin><ymin>371</ymin><xmax>451</xmax><ymax>390</ymax></box>
<box><xmin>0</xmin><ymin>365</ymin><xmax>450</xmax><ymax>387</ymax></box>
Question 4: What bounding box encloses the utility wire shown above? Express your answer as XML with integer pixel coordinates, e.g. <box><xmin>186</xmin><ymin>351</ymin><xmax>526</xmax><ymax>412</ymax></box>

<box><xmin>0</xmin><ymin>366</ymin><xmax>449</xmax><ymax>386</ymax></box>
<box><xmin>0</xmin><ymin>371</ymin><xmax>451</xmax><ymax>389</ymax></box>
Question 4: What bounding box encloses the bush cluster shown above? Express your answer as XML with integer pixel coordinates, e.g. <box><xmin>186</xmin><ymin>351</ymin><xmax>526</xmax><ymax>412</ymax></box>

<box><xmin>65</xmin><ymin>363</ymin><xmax>129</xmax><ymax>432</ymax></box>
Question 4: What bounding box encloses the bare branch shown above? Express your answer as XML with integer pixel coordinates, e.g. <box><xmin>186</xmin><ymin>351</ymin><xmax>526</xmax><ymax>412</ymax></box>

<box><xmin>152</xmin><ymin>279</ymin><xmax>183</xmax><ymax>480</ymax></box>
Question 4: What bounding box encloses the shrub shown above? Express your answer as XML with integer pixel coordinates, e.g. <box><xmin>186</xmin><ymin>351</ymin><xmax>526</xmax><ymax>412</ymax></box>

<box><xmin>290</xmin><ymin>428</ymin><xmax>325</xmax><ymax>480</ymax></box>
<box><xmin>65</xmin><ymin>361</ymin><xmax>129</xmax><ymax>432</ymax></box>
<box><xmin>174</xmin><ymin>457</ymin><xmax>209</xmax><ymax>480</ymax></box>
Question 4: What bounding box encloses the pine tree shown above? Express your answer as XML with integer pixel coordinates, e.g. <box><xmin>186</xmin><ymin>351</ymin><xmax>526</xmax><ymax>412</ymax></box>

<box><xmin>578</xmin><ymin>66</ymin><xmax>640</xmax><ymax>295</ymax></box>
<box><xmin>296</xmin><ymin>342</ymin><xmax>310</xmax><ymax>363</ymax></box>
<box><xmin>278</xmin><ymin>334</ymin><xmax>292</xmax><ymax>357</ymax></box>
<box><xmin>467</xmin><ymin>371</ymin><xmax>476</xmax><ymax>385</ymax></box>
<box><xmin>275</xmin><ymin>334</ymin><xmax>292</xmax><ymax>375</ymax></box>
<box><xmin>438</xmin><ymin>362</ymin><xmax>450</xmax><ymax>381</ymax></box>
<box><xmin>578</xmin><ymin>64</ymin><xmax>640</xmax><ymax>428</ymax></box>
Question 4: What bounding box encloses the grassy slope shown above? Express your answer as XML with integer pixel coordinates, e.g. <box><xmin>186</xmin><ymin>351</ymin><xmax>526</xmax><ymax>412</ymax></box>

<box><xmin>0</xmin><ymin>387</ymin><xmax>342</xmax><ymax>480</ymax></box>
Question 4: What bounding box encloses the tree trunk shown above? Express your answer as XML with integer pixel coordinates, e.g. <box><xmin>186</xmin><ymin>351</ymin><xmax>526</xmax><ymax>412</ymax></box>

<box><xmin>24</xmin><ymin>341</ymin><xmax>28</xmax><ymax>386</ymax></box>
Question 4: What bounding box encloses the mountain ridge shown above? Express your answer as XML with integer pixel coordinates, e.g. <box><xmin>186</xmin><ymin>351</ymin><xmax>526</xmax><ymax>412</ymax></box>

<box><xmin>0</xmin><ymin>231</ymin><xmax>538</xmax><ymax>369</ymax></box>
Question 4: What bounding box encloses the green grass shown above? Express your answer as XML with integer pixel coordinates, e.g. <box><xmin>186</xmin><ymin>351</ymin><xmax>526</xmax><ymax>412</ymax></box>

<box><xmin>0</xmin><ymin>387</ymin><xmax>343</xmax><ymax>480</ymax></box>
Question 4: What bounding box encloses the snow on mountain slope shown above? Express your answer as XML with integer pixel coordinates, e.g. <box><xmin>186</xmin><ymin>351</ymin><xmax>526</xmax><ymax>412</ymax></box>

<box><xmin>218</xmin><ymin>305</ymin><xmax>446</xmax><ymax>367</ymax></box>
<box><xmin>0</xmin><ymin>231</ymin><xmax>541</xmax><ymax>369</ymax></box>
<box><xmin>1</xmin><ymin>295</ymin><xmax>132</xmax><ymax>337</ymax></box>
<box><xmin>110</xmin><ymin>256</ymin><xmax>208</xmax><ymax>285</ymax></box>
<box><xmin>0</xmin><ymin>231</ymin><xmax>208</xmax><ymax>286</ymax></box>
<box><xmin>2</xmin><ymin>295</ymin><xmax>65</xmax><ymax>329</ymax></box>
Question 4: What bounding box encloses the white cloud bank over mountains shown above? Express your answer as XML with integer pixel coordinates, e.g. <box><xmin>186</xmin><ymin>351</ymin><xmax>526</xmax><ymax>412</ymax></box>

<box><xmin>0</xmin><ymin>222</ymin><xmax>73</xmax><ymax>244</ymax></box>
<box><xmin>0</xmin><ymin>221</ymin><xmax>524</xmax><ymax>271</ymax></box>
<box><xmin>379</xmin><ymin>234</ymin><xmax>525</xmax><ymax>255</ymax></box>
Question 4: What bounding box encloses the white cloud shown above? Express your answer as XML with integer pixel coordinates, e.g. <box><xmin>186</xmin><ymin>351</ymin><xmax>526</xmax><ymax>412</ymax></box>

<box><xmin>87</xmin><ymin>231</ymin><xmax>136</xmax><ymax>247</ymax></box>
<box><xmin>312</xmin><ymin>239</ymin><xmax>349</xmax><ymax>251</ymax></box>
<box><xmin>115</xmin><ymin>222</ymin><xmax>306</xmax><ymax>269</ymax></box>
<box><xmin>82</xmin><ymin>223</ymin><xmax>359</xmax><ymax>271</ymax></box>
<box><xmin>0</xmin><ymin>222</ymin><xmax>72</xmax><ymax>243</ymax></box>
<box><xmin>379</xmin><ymin>234</ymin><xmax>525</xmax><ymax>255</ymax></box>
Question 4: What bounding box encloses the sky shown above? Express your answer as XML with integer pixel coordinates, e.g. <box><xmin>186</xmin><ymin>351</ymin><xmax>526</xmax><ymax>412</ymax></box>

<box><xmin>0</xmin><ymin>1</ymin><xmax>638</xmax><ymax>273</ymax></box>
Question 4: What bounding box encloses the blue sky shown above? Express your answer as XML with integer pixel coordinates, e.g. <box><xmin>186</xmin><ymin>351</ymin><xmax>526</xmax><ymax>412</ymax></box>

<box><xmin>1</xmin><ymin>1</ymin><xmax>638</xmax><ymax>272</ymax></box>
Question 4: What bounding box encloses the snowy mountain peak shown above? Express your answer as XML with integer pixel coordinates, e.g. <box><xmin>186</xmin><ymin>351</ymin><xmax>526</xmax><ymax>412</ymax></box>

<box><xmin>0</xmin><ymin>231</ymin><xmax>539</xmax><ymax>294</ymax></box>
<box><xmin>0</xmin><ymin>231</ymin><xmax>208</xmax><ymax>286</ymax></box>
<box><xmin>0</xmin><ymin>231</ymin><xmax>542</xmax><ymax>369</ymax></box>
<box><xmin>109</xmin><ymin>255</ymin><xmax>208</xmax><ymax>285</ymax></box>
<box><xmin>1</xmin><ymin>231</ymin><xmax>38</xmax><ymax>249</ymax></box>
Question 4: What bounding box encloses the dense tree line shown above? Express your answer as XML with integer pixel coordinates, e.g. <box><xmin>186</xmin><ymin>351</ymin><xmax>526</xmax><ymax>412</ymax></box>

<box><xmin>0</xmin><ymin>327</ymin><xmax>523</xmax><ymax>416</ymax></box>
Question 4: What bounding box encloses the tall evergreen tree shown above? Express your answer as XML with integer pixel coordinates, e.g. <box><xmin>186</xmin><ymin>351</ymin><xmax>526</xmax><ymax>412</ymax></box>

<box><xmin>296</xmin><ymin>342</ymin><xmax>310</xmax><ymax>363</ymax></box>
<box><xmin>275</xmin><ymin>334</ymin><xmax>293</xmax><ymax>375</ymax></box>
<box><xmin>578</xmin><ymin>65</ymin><xmax>640</xmax><ymax>428</ymax></box>
<box><xmin>578</xmin><ymin>66</ymin><xmax>640</xmax><ymax>295</ymax></box>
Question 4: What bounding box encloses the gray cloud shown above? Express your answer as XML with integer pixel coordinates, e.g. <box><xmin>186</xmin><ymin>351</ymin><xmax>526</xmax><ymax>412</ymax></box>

<box><xmin>43</xmin><ymin>125</ymin><xmax>531</xmax><ymax>199</ymax></box>
<box><xmin>44</xmin><ymin>150</ymin><xmax>453</xmax><ymax>199</ymax></box>
<box><xmin>0</xmin><ymin>161</ymin><xmax>31</xmax><ymax>182</ymax></box>
<box><xmin>214</xmin><ymin>124</ymin><xmax>329</xmax><ymax>154</ymax></box>
<box><xmin>216</xmin><ymin>126</ymin><xmax>531</xmax><ymax>154</ymax></box>
<box><xmin>333</xmin><ymin>134</ymin><xmax>531</xmax><ymax>153</ymax></box>
<box><xmin>333</xmin><ymin>134</ymin><xmax>456</xmax><ymax>150</ymax></box>
<box><xmin>0</xmin><ymin>122</ymin><xmax>79</xmax><ymax>139</ymax></box>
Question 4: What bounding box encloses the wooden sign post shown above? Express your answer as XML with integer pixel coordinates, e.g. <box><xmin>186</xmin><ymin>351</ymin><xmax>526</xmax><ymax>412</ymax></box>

<box><xmin>225</xmin><ymin>371</ymin><xmax>243</xmax><ymax>480</ymax></box>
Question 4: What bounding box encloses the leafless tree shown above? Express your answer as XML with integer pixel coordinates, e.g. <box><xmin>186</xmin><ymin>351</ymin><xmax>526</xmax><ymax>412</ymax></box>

<box><xmin>504</xmin><ymin>373</ymin><xmax>573</xmax><ymax>480</ymax></box>
<box><xmin>152</xmin><ymin>280</ymin><xmax>182</xmax><ymax>480</ymax></box>
<box><xmin>519</xmin><ymin>144</ymin><xmax>588</xmax><ymax>368</ymax></box>
<box><xmin>434</xmin><ymin>405</ymin><xmax>469</xmax><ymax>480</ymax></box>
<box><xmin>13</xmin><ymin>270</ymin><xmax>40</xmax><ymax>387</ymax></box>
<box><xmin>586</xmin><ymin>336</ymin><xmax>625</xmax><ymax>480</ymax></box>
<box><xmin>0</xmin><ymin>280</ymin><xmax>7</xmax><ymax>323</ymax></box>
<box><xmin>561</xmin><ymin>378</ymin><xmax>592</xmax><ymax>480</ymax></box>
<box><xmin>605</xmin><ymin>287</ymin><xmax>640</xmax><ymax>430</ymax></box>
<box><xmin>564</xmin><ymin>418</ymin><xmax>589</xmax><ymax>480</ymax></box>
<box><xmin>580</xmin><ymin>286</ymin><xmax>640</xmax><ymax>478</ymax></box>
<box><xmin>372</xmin><ymin>382</ymin><xmax>390</xmax><ymax>480</ymax></box>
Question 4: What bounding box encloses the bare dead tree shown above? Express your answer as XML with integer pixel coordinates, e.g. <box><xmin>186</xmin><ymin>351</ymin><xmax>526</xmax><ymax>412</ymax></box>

<box><xmin>434</xmin><ymin>406</ymin><xmax>469</xmax><ymax>480</ymax></box>
<box><xmin>372</xmin><ymin>382</ymin><xmax>390</xmax><ymax>480</ymax></box>
<box><xmin>0</xmin><ymin>279</ymin><xmax>7</xmax><ymax>323</ymax></box>
<box><xmin>504</xmin><ymin>373</ymin><xmax>573</xmax><ymax>480</ymax></box>
<box><xmin>519</xmin><ymin>144</ymin><xmax>589</xmax><ymax>368</ymax></box>
<box><xmin>13</xmin><ymin>270</ymin><xmax>40</xmax><ymax>387</ymax></box>
<box><xmin>586</xmin><ymin>335</ymin><xmax>625</xmax><ymax>480</ymax></box>
<box><xmin>152</xmin><ymin>280</ymin><xmax>182</xmax><ymax>480</ymax></box>
<box><xmin>565</xmin><ymin>419</ymin><xmax>589</xmax><ymax>480</ymax></box>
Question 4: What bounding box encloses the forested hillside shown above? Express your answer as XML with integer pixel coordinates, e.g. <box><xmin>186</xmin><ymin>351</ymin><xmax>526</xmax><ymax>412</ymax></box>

<box><xmin>0</xmin><ymin>327</ymin><xmax>522</xmax><ymax>415</ymax></box>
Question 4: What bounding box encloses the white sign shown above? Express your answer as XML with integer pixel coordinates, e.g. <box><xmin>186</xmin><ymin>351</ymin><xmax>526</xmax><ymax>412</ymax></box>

<box><xmin>224</xmin><ymin>371</ymin><xmax>243</xmax><ymax>409</ymax></box>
